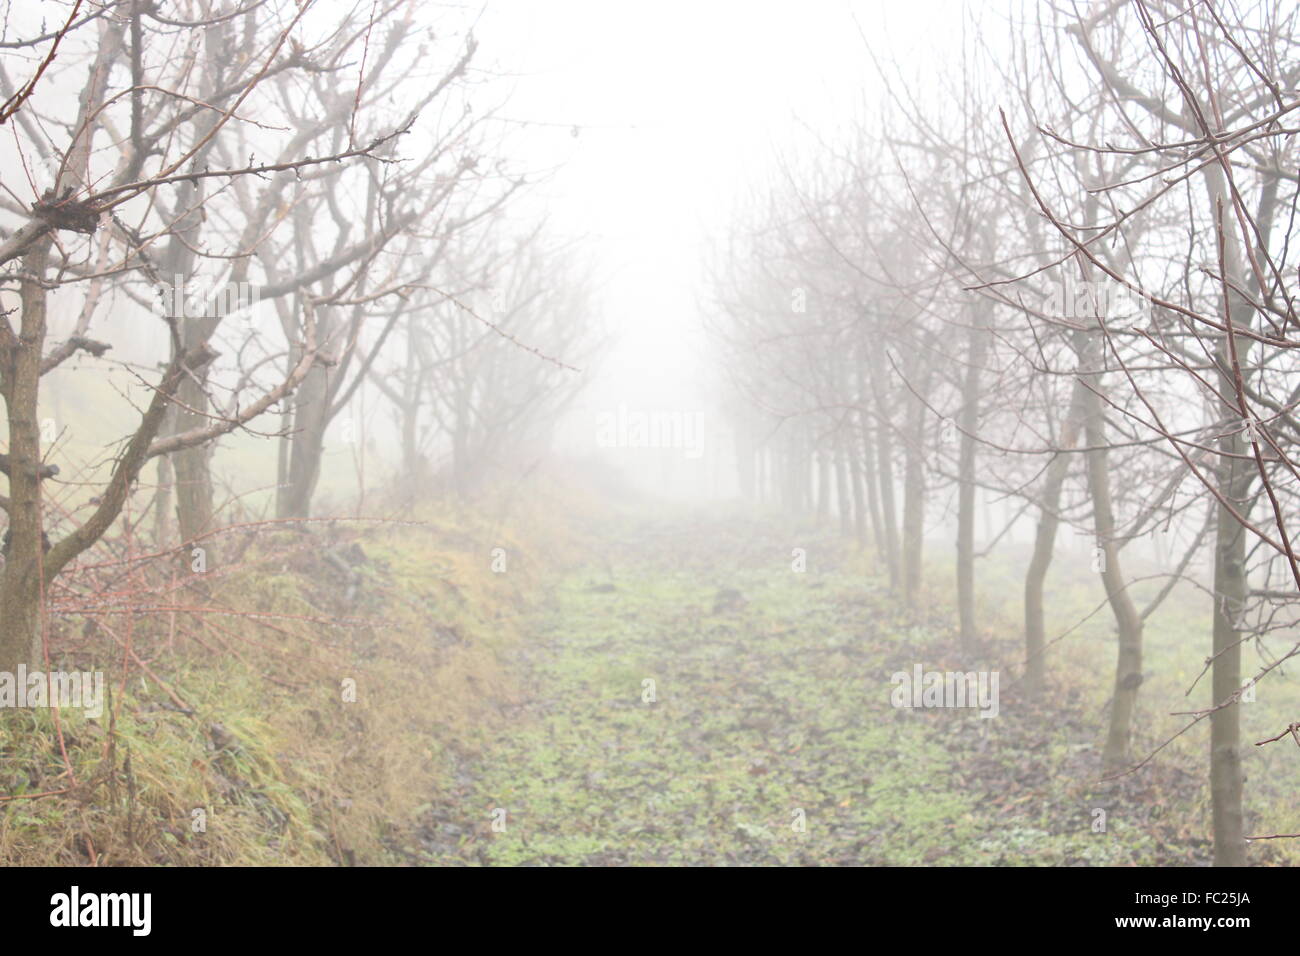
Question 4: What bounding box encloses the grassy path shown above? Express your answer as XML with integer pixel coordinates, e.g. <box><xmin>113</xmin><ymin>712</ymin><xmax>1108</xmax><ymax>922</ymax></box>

<box><xmin>445</xmin><ymin>515</ymin><xmax>1215</xmax><ymax>866</ymax></box>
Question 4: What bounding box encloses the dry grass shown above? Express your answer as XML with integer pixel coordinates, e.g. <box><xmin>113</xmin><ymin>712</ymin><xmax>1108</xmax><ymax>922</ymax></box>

<box><xmin>0</xmin><ymin>476</ymin><xmax>592</xmax><ymax>866</ymax></box>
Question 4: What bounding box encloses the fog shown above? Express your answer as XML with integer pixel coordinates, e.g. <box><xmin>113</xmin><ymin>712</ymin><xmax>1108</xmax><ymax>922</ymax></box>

<box><xmin>1</xmin><ymin>0</ymin><xmax>1298</xmax><ymax>899</ymax></box>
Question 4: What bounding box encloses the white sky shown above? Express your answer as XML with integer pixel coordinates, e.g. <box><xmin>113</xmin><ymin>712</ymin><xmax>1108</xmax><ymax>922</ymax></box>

<box><xmin>473</xmin><ymin>1</ymin><xmax>966</xmax><ymax>424</ymax></box>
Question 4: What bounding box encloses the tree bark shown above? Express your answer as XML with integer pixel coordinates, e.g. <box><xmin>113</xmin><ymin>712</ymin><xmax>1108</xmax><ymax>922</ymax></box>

<box><xmin>1078</xmin><ymin>339</ymin><xmax>1144</xmax><ymax>773</ymax></box>
<box><xmin>834</xmin><ymin>433</ymin><xmax>852</xmax><ymax>536</ymax></box>
<box><xmin>277</xmin><ymin>358</ymin><xmax>330</xmax><ymax>518</ymax></box>
<box><xmin>900</xmin><ymin>366</ymin><xmax>930</xmax><ymax>609</ymax></box>
<box><xmin>0</xmin><ymin>241</ymin><xmax>53</xmax><ymax>674</ymax></box>
<box><xmin>1203</xmin><ymin>163</ymin><xmax>1252</xmax><ymax>867</ymax></box>
<box><xmin>869</xmin><ymin>355</ymin><xmax>901</xmax><ymax>591</ymax></box>
<box><xmin>173</xmin><ymin>366</ymin><xmax>215</xmax><ymax>541</ymax></box>
<box><xmin>956</xmin><ymin>316</ymin><xmax>988</xmax><ymax>648</ymax></box>
<box><xmin>1023</xmin><ymin>379</ymin><xmax>1086</xmax><ymax>695</ymax></box>
<box><xmin>849</xmin><ymin>425</ymin><xmax>868</xmax><ymax>547</ymax></box>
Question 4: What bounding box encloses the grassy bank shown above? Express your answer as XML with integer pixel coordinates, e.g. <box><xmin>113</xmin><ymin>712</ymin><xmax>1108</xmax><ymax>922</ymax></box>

<box><xmin>0</xmin><ymin>482</ymin><xmax>587</xmax><ymax>866</ymax></box>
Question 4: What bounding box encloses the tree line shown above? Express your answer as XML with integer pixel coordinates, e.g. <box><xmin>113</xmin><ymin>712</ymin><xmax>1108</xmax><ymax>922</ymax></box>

<box><xmin>708</xmin><ymin>0</ymin><xmax>1300</xmax><ymax>866</ymax></box>
<box><xmin>0</xmin><ymin>3</ymin><xmax>596</xmax><ymax>680</ymax></box>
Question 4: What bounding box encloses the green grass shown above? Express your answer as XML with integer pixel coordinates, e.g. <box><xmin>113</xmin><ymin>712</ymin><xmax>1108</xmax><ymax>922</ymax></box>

<box><xmin>459</xmin><ymin>521</ymin><xmax>1240</xmax><ymax>866</ymax></box>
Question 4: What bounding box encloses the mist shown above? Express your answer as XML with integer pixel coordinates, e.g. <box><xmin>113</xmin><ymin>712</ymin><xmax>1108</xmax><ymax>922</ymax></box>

<box><xmin>0</xmin><ymin>0</ymin><xmax>1297</xmax><ymax>913</ymax></box>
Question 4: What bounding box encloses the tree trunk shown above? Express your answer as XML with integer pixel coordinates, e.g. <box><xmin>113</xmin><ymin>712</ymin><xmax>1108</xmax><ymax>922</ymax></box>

<box><xmin>1080</xmin><ymin>349</ymin><xmax>1144</xmax><ymax>773</ymax></box>
<box><xmin>1</xmin><ymin>21</ymin><xmax>116</xmax><ymax>670</ymax></box>
<box><xmin>900</xmin><ymin>369</ymin><xmax>929</xmax><ymax>609</ymax></box>
<box><xmin>815</xmin><ymin>449</ymin><xmax>829</xmax><ymax>523</ymax></box>
<box><xmin>1023</xmin><ymin>380</ymin><xmax>1086</xmax><ymax>695</ymax></box>
<box><xmin>849</xmin><ymin>426</ymin><xmax>868</xmax><ymax>548</ymax></box>
<box><xmin>1210</xmin><ymin>453</ymin><xmax>1248</xmax><ymax>865</ymax></box>
<box><xmin>856</xmin><ymin>375</ymin><xmax>884</xmax><ymax>559</ymax></box>
<box><xmin>1201</xmin><ymin>162</ymin><xmax>1253</xmax><ymax>866</ymax></box>
<box><xmin>956</xmin><ymin>317</ymin><xmax>988</xmax><ymax>648</ymax></box>
<box><xmin>870</xmin><ymin>359</ymin><xmax>901</xmax><ymax>591</ymax></box>
<box><xmin>159</xmin><ymin>146</ymin><xmax>220</xmax><ymax>545</ymax></box>
<box><xmin>834</xmin><ymin>434</ymin><xmax>852</xmax><ymax>536</ymax></box>
<box><xmin>0</xmin><ymin>241</ymin><xmax>53</xmax><ymax>675</ymax></box>
<box><xmin>277</xmin><ymin>360</ymin><xmax>330</xmax><ymax>518</ymax></box>
<box><xmin>173</xmin><ymin>367</ymin><xmax>215</xmax><ymax>542</ymax></box>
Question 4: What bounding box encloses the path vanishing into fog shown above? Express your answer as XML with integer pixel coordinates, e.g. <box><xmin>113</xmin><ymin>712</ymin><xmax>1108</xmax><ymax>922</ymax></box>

<box><xmin>415</xmin><ymin>512</ymin><xmax>1209</xmax><ymax>866</ymax></box>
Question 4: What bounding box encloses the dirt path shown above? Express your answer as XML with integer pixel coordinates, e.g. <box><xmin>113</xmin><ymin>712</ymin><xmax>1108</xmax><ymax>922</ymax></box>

<box><xmin>422</xmin><ymin>514</ymin><xmax>1212</xmax><ymax>866</ymax></box>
